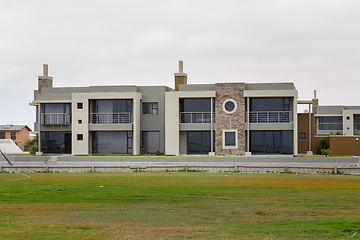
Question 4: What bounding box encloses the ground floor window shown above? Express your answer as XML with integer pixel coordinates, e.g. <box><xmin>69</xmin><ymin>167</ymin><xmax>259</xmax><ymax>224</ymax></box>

<box><xmin>250</xmin><ymin>131</ymin><xmax>293</xmax><ymax>154</ymax></box>
<box><xmin>187</xmin><ymin>131</ymin><xmax>214</xmax><ymax>154</ymax></box>
<box><xmin>41</xmin><ymin>131</ymin><xmax>71</xmax><ymax>154</ymax></box>
<box><xmin>140</xmin><ymin>131</ymin><xmax>160</xmax><ymax>154</ymax></box>
<box><xmin>92</xmin><ymin>131</ymin><xmax>132</xmax><ymax>154</ymax></box>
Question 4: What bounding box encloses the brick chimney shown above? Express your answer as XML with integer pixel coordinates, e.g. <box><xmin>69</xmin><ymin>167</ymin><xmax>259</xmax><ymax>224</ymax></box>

<box><xmin>174</xmin><ymin>60</ymin><xmax>187</xmax><ymax>91</ymax></box>
<box><xmin>38</xmin><ymin>64</ymin><xmax>53</xmax><ymax>94</ymax></box>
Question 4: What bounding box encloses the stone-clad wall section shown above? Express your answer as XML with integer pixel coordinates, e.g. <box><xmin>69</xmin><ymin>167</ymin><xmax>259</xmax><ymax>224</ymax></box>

<box><xmin>215</xmin><ymin>83</ymin><xmax>246</xmax><ymax>155</ymax></box>
<box><xmin>38</xmin><ymin>76</ymin><xmax>53</xmax><ymax>94</ymax></box>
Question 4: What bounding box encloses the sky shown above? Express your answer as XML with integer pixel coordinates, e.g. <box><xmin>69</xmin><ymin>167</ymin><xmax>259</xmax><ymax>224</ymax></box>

<box><xmin>1</xmin><ymin>0</ymin><xmax>359</xmax><ymax>130</ymax></box>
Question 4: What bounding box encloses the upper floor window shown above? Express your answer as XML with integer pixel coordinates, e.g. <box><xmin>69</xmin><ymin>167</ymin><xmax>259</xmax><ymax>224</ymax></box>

<box><xmin>11</xmin><ymin>132</ymin><xmax>16</xmax><ymax>140</ymax></box>
<box><xmin>249</xmin><ymin>98</ymin><xmax>291</xmax><ymax>112</ymax></box>
<box><xmin>40</xmin><ymin>103</ymin><xmax>71</xmax><ymax>125</ymax></box>
<box><xmin>353</xmin><ymin>115</ymin><xmax>360</xmax><ymax>131</ymax></box>
<box><xmin>0</xmin><ymin>132</ymin><xmax>5</xmax><ymax>139</ymax></box>
<box><xmin>180</xmin><ymin>98</ymin><xmax>214</xmax><ymax>113</ymax></box>
<box><xmin>92</xmin><ymin>100</ymin><xmax>132</xmax><ymax>113</ymax></box>
<box><xmin>317</xmin><ymin>116</ymin><xmax>343</xmax><ymax>130</ymax></box>
<box><xmin>142</xmin><ymin>102</ymin><xmax>158</xmax><ymax>115</ymax></box>
<box><xmin>180</xmin><ymin>98</ymin><xmax>215</xmax><ymax>123</ymax></box>
<box><xmin>90</xmin><ymin>100</ymin><xmax>133</xmax><ymax>124</ymax></box>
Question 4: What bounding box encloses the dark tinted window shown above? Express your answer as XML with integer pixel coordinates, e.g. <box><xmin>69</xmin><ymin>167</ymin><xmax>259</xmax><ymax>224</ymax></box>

<box><xmin>92</xmin><ymin>100</ymin><xmax>133</xmax><ymax>113</ymax></box>
<box><xmin>250</xmin><ymin>131</ymin><xmax>292</xmax><ymax>154</ymax></box>
<box><xmin>142</xmin><ymin>102</ymin><xmax>158</xmax><ymax>114</ymax></box>
<box><xmin>225</xmin><ymin>132</ymin><xmax>236</xmax><ymax>146</ymax></box>
<box><xmin>318</xmin><ymin>116</ymin><xmax>343</xmax><ymax>123</ymax></box>
<box><xmin>299</xmin><ymin>133</ymin><xmax>306</xmax><ymax>140</ymax></box>
<box><xmin>41</xmin><ymin>131</ymin><xmax>72</xmax><ymax>154</ymax></box>
<box><xmin>11</xmin><ymin>132</ymin><xmax>16</xmax><ymax>140</ymax></box>
<box><xmin>187</xmin><ymin>131</ymin><xmax>214</xmax><ymax>154</ymax></box>
<box><xmin>0</xmin><ymin>132</ymin><xmax>4</xmax><ymax>139</ymax></box>
<box><xmin>41</xmin><ymin>103</ymin><xmax>71</xmax><ymax>114</ymax></box>
<box><xmin>180</xmin><ymin>98</ymin><xmax>213</xmax><ymax>112</ymax></box>
<box><xmin>77</xmin><ymin>102</ymin><xmax>83</xmax><ymax>109</ymax></box>
<box><xmin>92</xmin><ymin>131</ymin><xmax>132</xmax><ymax>154</ymax></box>
<box><xmin>250</xmin><ymin>98</ymin><xmax>290</xmax><ymax>111</ymax></box>
<box><xmin>225</xmin><ymin>102</ymin><xmax>235</xmax><ymax>112</ymax></box>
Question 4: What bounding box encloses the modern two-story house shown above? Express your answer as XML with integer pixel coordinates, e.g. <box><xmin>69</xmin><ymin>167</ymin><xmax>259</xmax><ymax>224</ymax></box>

<box><xmin>31</xmin><ymin>62</ymin><xmax>358</xmax><ymax>156</ymax></box>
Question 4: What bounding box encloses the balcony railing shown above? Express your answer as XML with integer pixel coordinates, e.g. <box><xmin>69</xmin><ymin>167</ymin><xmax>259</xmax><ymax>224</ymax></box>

<box><xmin>90</xmin><ymin>113</ymin><xmax>132</xmax><ymax>124</ymax></box>
<box><xmin>180</xmin><ymin>112</ymin><xmax>215</xmax><ymax>123</ymax></box>
<box><xmin>248</xmin><ymin>111</ymin><xmax>292</xmax><ymax>123</ymax></box>
<box><xmin>41</xmin><ymin>113</ymin><xmax>71</xmax><ymax>125</ymax></box>
<box><xmin>317</xmin><ymin>123</ymin><xmax>343</xmax><ymax>130</ymax></box>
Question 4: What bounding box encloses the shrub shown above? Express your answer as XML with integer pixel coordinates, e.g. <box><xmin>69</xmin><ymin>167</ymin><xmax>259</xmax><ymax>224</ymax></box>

<box><xmin>321</xmin><ymin>148</ymin><xmax>332</xmax><ymax>157</ymax></box>
<box><xmin>317</xmin><ymin>138</ymin><xmax>329</xmax><ymax>155</ymax></box>
<box><xmin>25</xmin><ymin>136</ymin><xmax>38</xmax><ymax>156</ymax></box>
<box><xmin>335</xmin><ymin>131</ymin><xmax>341</xmax><ymax>135</ymax></box>
<box><xmin>155</xmin><ymin>150</ymin><xmax>163</xmax><ymax>156</ymax></box>
<box><xmin>330</xmin><ymin>130</ymin><xmax>333</xmax><ymax>135</ymax></box>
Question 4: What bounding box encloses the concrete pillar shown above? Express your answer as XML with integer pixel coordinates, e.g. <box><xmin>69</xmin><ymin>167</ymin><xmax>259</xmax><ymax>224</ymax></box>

<box><xmin>133</xmin><ymin>95</ymin><xmax>141</xmax><ymax>155</ymax></box>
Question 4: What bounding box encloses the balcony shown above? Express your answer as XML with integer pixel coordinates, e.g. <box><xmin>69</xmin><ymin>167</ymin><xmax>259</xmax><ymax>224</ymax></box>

<box><xmin>248</xmin><ymin>111</ymin><xmax>292</xmax><ymax>123</ymax></box>
<box><xmin>41</xmin><ymin>113</ymin><xmax>71</xmax><ymax>125</ymax></box>
<box><xmin>90</xmin><ymin>113</ymin><xmax>132</xmax><ymax>124</ymax></box>
<box><xmin>180</xmin><ymin>112</ymin><xmax>214</xmax><ymax>123</ymax></box>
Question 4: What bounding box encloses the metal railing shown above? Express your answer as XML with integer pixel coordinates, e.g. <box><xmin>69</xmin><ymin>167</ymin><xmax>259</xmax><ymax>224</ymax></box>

<box><xmin>41</xmin><ymin>113</ymin><xmax>71</xmax><ymax>125</ymax></box>
<box><xmin>90</xmin><ymin>113</ymin><xmax>132</xmax><ymax>124</ymax></box>
<box><xmin>248</xmin><ymin>111</ymin><xmax>292</xmax><ymax>123</ymax></box>
<box><xmin>317</xmin><ymin>123</ymin><xmax>343</xmax><ymax>130</ymax></box>
<box><xmin>180</xmin><ymin>112</ymin><xmax>214</xmax><ymax>123</ymax></box>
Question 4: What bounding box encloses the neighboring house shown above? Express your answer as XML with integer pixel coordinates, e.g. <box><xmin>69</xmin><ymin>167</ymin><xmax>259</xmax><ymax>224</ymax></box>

<box><xmin>0</xmin><ymin>124</ymin><xmax>32</xmax><ymax>151</ymax></box>
<box><xmin>298</xmin><ymin>105</ymin><xmax>360</xmax><ymax>156</ymax></box>
<box><xmin>30</xmin><ymin>63</ymin><xmax>358</xmax><ymax>156</ymax></box>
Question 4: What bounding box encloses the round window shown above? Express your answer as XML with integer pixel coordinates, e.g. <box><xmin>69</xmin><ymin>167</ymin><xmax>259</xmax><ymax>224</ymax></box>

<box><xmin>346</xmin><ymin>116</ymin><xmax>350</xmax><ymax>120</ymax></box>
<box><xmin>225</xmin><ymin>101</ymin><xmax>235</xmax><ymax>112</ymax></box>
<box><xmin>222</xmin><ymin>99</ymin><xmax>237</xmax><ymax>114</ymax></box>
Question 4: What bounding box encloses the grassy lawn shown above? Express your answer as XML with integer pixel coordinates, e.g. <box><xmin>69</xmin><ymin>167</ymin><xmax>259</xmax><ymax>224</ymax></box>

<box><xmin>0</xmin><ymin>172</ymin><xmax>360</xmax><ymax>239</ymax></box>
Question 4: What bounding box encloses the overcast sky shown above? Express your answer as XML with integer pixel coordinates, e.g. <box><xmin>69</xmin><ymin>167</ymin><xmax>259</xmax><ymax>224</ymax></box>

<box><xmin>1</xmin><ymin>0</ymin><xmax>359</xmax><ymax>130</ymax></box>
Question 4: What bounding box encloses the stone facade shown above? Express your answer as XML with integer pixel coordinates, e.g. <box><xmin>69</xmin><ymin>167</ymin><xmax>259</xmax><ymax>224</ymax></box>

<box><xmin>214</xmin><ymin>83</ymin><xmax>246</xmax><ymax>155</ymax></box>
<box><xmin>38</xmin><ymin>76</ymin><xmax>53</xmax><ymax>94</ymax></box>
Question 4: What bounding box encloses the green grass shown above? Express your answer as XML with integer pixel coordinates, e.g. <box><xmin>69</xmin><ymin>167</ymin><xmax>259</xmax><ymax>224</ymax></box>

<box><xmin>1</xmin><ymin>172</ymin><xmax>360</xmax><ymax>239</ymax></box>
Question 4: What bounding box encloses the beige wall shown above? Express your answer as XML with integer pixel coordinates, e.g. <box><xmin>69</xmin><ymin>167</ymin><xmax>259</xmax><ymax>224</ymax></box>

<box><xmin>165</xmin><ymin>91</ymin><xmax>216</xmax><ymax>155</ymax></box>
<box><xmin>71</xmin><ymin>92</ymin><xmax>142</xmax><ymax>155</ymax></box>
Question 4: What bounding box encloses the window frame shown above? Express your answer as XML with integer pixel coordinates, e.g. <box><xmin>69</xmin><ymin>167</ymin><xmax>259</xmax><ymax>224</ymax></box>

<box><xmin>299</xmin><ymin>133</ymin><xmax>306</xmax><ymax>141</ymax></box>
<box><xmin>222</xmin><ymin>129</ymin><xmax>238</xmax><ymax>149</ymax></box>
<box><xmin>77</xmin><ymin>134</ymin><xmax>83</xmax><ymax>141</ymax></box>
<box><xmin>11</xmin><ymin>132</ymin><xmax>16</xmax><ymax>140</ymax></box>
<box><xmin>77</xmin><ymin>102</ymin><xmax>83</xmax><ymax>110</ymax></box>
<box><xmin>142</xmin><ymin>102</ymin><xmax>158</xmax><ymax>115</ymax></box>
<box><xmin>0</xmin><ymin>132</ymin><xmax>5</xmax><ymax>139</ymax></box>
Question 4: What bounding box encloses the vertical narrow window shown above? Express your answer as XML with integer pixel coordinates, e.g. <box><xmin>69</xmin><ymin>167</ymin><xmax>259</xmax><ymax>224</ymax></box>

<box><xmin>0</xmin><ymin>132</ymin><xmax>5</xmax><ymax>139</ymax></box>
<box><xmin>299</xmin><ymin>133</ymin><xmax>306</xmax><ymax>140</ymax></box>
<box><xmin>11</xmin><ymin>132</ymin><xmax>16</xmax><ymax>140</ymax></box>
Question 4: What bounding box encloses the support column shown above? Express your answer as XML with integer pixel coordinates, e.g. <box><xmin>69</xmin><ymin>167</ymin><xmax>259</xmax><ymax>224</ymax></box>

<box><xmin>133</xmin><ymin>94</ymin><xmax>141</xmax><ymax>155</ymax></box>
<box><xmin>210</xmin><ymin>97</ymin><xmax>214</xmax><ymax>155</ymax></box>
<box><xmin>245</xmin><ymin>97</ymin><xmax>251</xmax><ymax>155</ymax></box>
<box><xmin>36</xmin><ymin>104</ymin><xmax>42</xmax><ymax>156</ymax></box>
<box><xmin>307</xmin><ymin>103</ymin><xmax>313</xmax><ymax>155</ymax></box>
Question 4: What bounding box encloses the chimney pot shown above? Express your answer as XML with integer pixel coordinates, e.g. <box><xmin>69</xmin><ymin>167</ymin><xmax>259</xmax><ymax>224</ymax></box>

<box><xmin>43</xmin><ymin>64</ymin><xmax>48</xmax><ymax>76</ymax></box>
<box><xmin>179</xmin><ymin>61</ymin><xmax>183</xmax><ymax>73</ymax></box>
